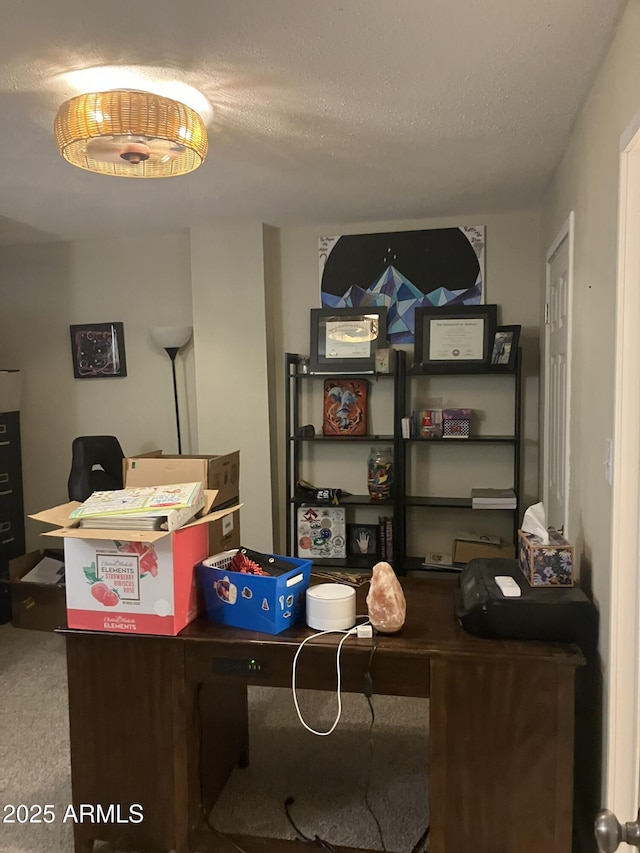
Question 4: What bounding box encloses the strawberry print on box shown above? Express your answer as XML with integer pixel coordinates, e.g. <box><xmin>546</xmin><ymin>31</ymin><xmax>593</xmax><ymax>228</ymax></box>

<box><xmin>64</xmin><ymin>524</ymin><xmax>209</xmax><ymax>635</ymax></box>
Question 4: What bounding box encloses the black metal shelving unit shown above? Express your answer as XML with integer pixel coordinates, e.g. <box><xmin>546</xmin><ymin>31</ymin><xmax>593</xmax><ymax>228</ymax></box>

<box><xmin>285</xmin><ymin>349</ymin><xmax>522</xmax><ymax>575</ymax></box>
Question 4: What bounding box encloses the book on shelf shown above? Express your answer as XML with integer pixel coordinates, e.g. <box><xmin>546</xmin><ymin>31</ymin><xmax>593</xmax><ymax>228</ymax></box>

<box><xmin>69</xmin><ymin>482</ymin><xmax>204</xmax><ymax>519</ymax></box>
<box><xmin>471</xmin><ymin>488</ymin><xmax>517</xmax><ymax>509</ymax></box>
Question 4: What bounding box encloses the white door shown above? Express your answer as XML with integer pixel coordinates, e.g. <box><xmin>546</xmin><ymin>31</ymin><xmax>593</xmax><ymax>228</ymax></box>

<box><xmin>595</xmin><ymin>123</ymin><xmax>640</xmax><ymax>850</ymax></box>
<box><xmin>543</xmin><ymin>214</ymin><xmax>573</xmax><ymax>535</ymax></box>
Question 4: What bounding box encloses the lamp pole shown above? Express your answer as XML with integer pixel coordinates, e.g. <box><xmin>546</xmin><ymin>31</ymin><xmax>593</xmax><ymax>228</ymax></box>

<box><xmin>164</xmin><ymin>346</ymin><xmax>182</xmax><ymax>454</ymax></box>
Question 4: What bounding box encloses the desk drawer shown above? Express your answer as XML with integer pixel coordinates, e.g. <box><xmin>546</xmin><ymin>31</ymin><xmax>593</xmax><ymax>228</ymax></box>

<box><xmin>0</xmin><ymin>512</ymin><xmax>25</xmax><ymax>560</ymax></box>
<box><xmin>184</xmin><ymin>640</ymin><xmax>430</xmax><ymax>698</ymax></box>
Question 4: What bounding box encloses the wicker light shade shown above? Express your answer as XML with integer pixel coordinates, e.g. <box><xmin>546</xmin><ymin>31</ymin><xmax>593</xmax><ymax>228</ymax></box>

<box><xmin>54</xmin><ymin>90</ymin><xmax>208</xmax><ymax>178</ymax></box>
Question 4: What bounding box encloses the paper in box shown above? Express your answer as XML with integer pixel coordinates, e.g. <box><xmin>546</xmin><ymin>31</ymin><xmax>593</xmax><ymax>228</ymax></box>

<box><xmin>197</xmin><ymin>550</ymin><xmax>311</xmax><ymax>634</ymax></box>
<box><xmin>518</xmin><ymin>528</ymin><xmax>574</xmax><ymax>587</ymax></box>
<box><xmin>9</xmin><ymin>550</ymin><xmax>67</xmax><ymax>632</ymax></box>
<box><xmin>29</xmin><ymin>494</ymin><xmax>242</xmax><ymax>636</ymax></box>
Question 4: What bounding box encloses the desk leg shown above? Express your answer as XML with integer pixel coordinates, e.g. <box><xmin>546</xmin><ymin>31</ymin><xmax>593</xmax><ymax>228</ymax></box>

<box><xmin>181</xmin><ymin>679</ymin><xmax>249</xmax><ymax>845</ymax></box>
<box><xmin>66</xmin><ymin>634</ymin><xmax>185</xmax><ymax>853</ymax></box>
<box><xmin>429</xmin><ymin>657</ymin><xmax>575</xmax><ymax>853</ymax></box>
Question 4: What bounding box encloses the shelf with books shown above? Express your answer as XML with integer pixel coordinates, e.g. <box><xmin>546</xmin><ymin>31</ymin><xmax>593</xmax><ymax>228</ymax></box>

<box><xmin>399</xmin><ymin>349</ymin><xmax>522</xmax><ymax>571</ymax></box>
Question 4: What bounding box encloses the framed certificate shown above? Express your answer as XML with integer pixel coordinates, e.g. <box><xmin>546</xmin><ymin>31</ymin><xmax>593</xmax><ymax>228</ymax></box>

<box><xmin>309</xmin><ymin>307</ymin><xmax>388</xmax><ymax>373</ymax></box>
<box><xmin>413</xmin><ymin>305</ymin><xmax>497</xmax><ymax>372</ymax></box>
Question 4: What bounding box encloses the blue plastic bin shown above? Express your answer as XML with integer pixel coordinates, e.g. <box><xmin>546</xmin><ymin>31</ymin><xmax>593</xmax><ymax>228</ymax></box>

<box><xmin>197</xmin><ymin>550</ymin><xmax>311</xmax><ymax>634</ymax></box>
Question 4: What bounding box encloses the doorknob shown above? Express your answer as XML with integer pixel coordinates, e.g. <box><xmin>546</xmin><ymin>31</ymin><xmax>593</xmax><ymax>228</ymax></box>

<box><xmin>596</xmin><ymin>809</ymin><xmax>640</xmax><ymax>851</ymax></box>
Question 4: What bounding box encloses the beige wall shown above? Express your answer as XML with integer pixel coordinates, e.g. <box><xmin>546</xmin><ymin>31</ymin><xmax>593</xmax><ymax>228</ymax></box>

<box><xmin>190</xmin><ymin>222</ymin><xmax>274</xmax><ymax>552</ymax></box>
<box><xmin>0</xmin><ymin>232</ymin><xmax>196</xmax><ymax>548</ymax></box>
<box><xmin>543</xmin><ymin>0</ymin><xmax>640</xmax><ymax>660</ymax></box>
<box><xmin>541</xmin><ymin>0</ymin><xmax>640</xmax><ymax>812</ymax></box>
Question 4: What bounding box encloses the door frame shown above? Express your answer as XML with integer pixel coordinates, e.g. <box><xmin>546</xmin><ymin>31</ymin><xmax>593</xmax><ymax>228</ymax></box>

<box><xmin>606</xmin><ymin>114</ymin><xmax>640</xmax><ymax>821</ymax></box>
<box><xmin>542</xmin><ymin>212</ymin><xmax>574</xmax><ymax>537</ymax></box>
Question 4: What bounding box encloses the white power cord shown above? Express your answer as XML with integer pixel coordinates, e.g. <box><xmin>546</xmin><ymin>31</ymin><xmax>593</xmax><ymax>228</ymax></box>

<box><xmin>292</xmin><ymin>621</ymin><xmax>371</xmax><ymax>736</ymax></box>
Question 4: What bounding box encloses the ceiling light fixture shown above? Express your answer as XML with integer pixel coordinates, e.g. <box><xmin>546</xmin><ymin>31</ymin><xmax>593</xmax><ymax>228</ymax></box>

<box><xmin>54</xmin><ymin>90</ymin><xmax>208</xmax><ymax>178</ymax></box>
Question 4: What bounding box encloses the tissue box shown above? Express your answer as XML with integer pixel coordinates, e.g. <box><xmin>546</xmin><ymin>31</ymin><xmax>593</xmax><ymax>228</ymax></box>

<box><xmin>518</xmin><ymin>529</ymin><xmax>574</xmax><ymax>587</ymax></box>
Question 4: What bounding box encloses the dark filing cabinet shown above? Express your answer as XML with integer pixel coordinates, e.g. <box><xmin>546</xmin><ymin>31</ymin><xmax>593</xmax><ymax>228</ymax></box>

<box><xmin>0</xmin><ymin>371</ymin><xmax>25</xmax><ymax>623</ymax></box>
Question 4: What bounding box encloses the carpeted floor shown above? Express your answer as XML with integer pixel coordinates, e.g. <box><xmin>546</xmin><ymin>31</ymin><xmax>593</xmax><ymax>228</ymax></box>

<box><xmin>0</xmin><ymin>624</ymin><xmax>429</xmax><ymax>853</ymax></box>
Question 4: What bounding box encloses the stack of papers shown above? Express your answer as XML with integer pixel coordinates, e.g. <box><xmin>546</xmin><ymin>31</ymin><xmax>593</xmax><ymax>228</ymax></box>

<box><xmin>471</xmin><ymin>488</ymin><xmax>517</xmax><ymax>509</ymax></box>
<box><xmin>21</xmin><ymin>556</ymin><xmax>65</xmax><ymax>586</ymax></box>
<box><xmin>70</xmin><ymin>482</ymin><xmax>205</xmax><ymax>532</ymax></box>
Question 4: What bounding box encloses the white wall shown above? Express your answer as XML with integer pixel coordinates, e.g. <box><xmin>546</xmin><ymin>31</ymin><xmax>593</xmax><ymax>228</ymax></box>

<box><xmin>271</xmin><ymin>211</ymin><xmax>542</xmax><ymax>552</ymax></box>
<box><xmin>0</xmin><ymin>232</ymin><xmax>195</xmax><ymax>549</ymax></box>
<box><xmin>542</xmin><ymin>0</ymin><xmax>640</xmax><ymax>812</ymax></box>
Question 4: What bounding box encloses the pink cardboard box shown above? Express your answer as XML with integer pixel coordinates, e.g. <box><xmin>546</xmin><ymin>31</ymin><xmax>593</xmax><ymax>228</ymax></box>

<box><xmin>29</xmin><ymin>495</ymin><xmax>241</xmax><ymax>636</ymax></box>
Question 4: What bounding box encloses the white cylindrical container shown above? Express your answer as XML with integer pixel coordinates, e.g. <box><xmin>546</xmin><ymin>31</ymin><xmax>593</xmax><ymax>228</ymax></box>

<box><xmin>306</xmin><ymin>583</ymin><xmax>356</xmax><ymax>631</ymax></box>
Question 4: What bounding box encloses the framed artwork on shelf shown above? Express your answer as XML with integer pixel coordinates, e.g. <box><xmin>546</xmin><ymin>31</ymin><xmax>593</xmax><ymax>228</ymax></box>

<box><xmin>490</xmin><ymin>325</ymin><xmax>521</xmax><ymax>372</ymax></box>
<box><xmin>322</xmin><ymin>379</ymin><xmax>369</xmax><ymax>436</ymax></box>
<box><xmin>69</xmin><ymin>322</ymin><xmax>127</xmax><ymax>379</ymax></box>
<box><xmin>413</xmin><ymin>304</ymin><xmax>497</xmax><ymax>371</ymax></box>
<box><xmin>309</xmin><ymin>307</ymin><xmax>388</xmax><ymax>374</ymax></box>
<box><xmin>347</xmin><ymin>523</ymin><xmax>380</xmax><ymax>557</ymax></box>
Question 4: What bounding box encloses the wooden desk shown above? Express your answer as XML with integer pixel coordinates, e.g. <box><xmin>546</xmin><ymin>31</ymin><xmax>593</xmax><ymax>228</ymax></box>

<box><xmin>64</xmin><ymin>577</ymin><xmax>584</xmax><ymax>853</ymax></box>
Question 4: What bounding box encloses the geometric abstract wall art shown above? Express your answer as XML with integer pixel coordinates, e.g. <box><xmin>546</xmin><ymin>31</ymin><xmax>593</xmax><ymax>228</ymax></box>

<box><xmin>69</xmin><ymin>322</ymin><xmax>127</xmax><ymax>378</ymax></box>
<box><xmin>319</xmin><ymin>226</ymin><xmax>485</xmax><ymax>344</ymax></box>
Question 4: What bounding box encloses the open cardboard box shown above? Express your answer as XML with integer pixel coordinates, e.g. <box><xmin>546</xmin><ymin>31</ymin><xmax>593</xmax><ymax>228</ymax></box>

<box><xmin>29</xmin><ymin>491</ymin><xmax>243</xmax><ymax>636</ymax></box>
<box><xmin>123</xmin><ymin>451</ymin><xmax>239</xmax><ymax>510</ymax></box>
<box><xmin>9</xmin><ymin>549</ymin><xmax>67</xmax><ymax>632</ymax></box>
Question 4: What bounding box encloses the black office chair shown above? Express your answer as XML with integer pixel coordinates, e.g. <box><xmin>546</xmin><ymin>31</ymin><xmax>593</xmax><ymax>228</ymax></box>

<box><xmin>67</xmin><ymin>436</ymin><xmax>125</xmax><ymax>502</ymax></box>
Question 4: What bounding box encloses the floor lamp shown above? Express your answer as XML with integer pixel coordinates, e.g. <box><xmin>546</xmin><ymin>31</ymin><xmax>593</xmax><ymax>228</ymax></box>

<box><xmin>150</xmin><ymin>325</ymin><xmax>193</xmax><ymax>454</ymax></box>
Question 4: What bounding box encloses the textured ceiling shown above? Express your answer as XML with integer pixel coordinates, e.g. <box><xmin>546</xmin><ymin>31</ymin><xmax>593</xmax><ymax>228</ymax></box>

<box><xmin>0</xmin><ymin>0</ymin><xmax>627</xmax><ymax>244</ymax></box>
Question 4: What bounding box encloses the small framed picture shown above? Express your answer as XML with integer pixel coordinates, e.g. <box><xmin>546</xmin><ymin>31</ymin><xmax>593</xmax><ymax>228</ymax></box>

<box><xmin>309</xmin><ymin>307</ymin><xmax>388</xmax><ymax>374</ymax></box>
<box><xmin>413</xmin><ymin>305</ymin><xmax>497</xmax><ymax>373</ymax></box>
<box><xmin>69</xmin><ymin>322</ymin><xmax>127</xmax><ymax>379</ymax></box>
<box><xmin>347</xmin><ymin>523</ymin><xmax>380</xmax><ymax>557</ymax></box>
<box><xmin>489</xmin><ymin>325</ymin><xmax>521</xmax><ymax>372</ymax></box>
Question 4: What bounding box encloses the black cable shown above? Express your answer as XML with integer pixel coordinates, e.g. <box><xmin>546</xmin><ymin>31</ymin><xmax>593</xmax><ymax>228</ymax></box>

<box><xmin>409</xmin><ymin>824</ymin><xmax>430</xmax><ymax>853</ymax></box>
<box><xmin>362</xmin><ymin>636</ymin><xmax>387</xmax><ymax>852</ymax></box>
<box><xmin>196</xmin><ymin>683</ymin><xmax>251</xmax><ymax>853</ymax></box>
<box><xmin>284</xmin><ymin>797</ymin><xmax>340</xmax><ymax>853</ymax></box>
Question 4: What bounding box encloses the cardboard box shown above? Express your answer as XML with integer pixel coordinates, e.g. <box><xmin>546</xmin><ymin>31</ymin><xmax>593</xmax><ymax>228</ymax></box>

<box><xmin>209</xmin><ymin>507</ymin><xmax>241</xmax><ymax>554</ymax></box>
<box><xmin>197</xmin><ymin>550</ymin><xmax>311</xmax><ymax>634</ymax></box>
<box><xmin>518</xmin><ymin>529</ymin><xmax>574</xmax><ymax>587</ymax></box>
<box><xmin>124</xmin><ymin>451</ymin><xmax>240</xmax><ymax>509</ymax></box>
<box><xmin>453</xmin><ymin>535</ymin><xmax>516</xmax><ymax>564</ymax></box>
<box><xmin>9</xmin><ymin>550</ymin><xmax>67</xmax><ymax>632</ymax></box>
<box><xmin>29</xmin><ymin>494</ymin><xmax>242</xmax><ymax>636</ymax></box>
<box><xmin>296</xmin><ymin>506</ymin><xmax>346</xmax><ymax>559</ymax></box>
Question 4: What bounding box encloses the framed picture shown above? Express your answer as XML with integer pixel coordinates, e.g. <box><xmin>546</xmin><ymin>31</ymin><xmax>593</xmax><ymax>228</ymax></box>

<box><xmin>310</xmin><ymin>307</ymin><xmax>387</xmax><ymax>374</ymax></box>
<box><xmin>69</xmin><ymin>322</ymin><xmax>127</xmax><ymax>379</ymax></box>
<box><xmin>413</xmin><ymin>304</ymin><xmax>497</xmax><ymax>372</ymax></box>
<box><xmin>323</xmin><ymin>379</ymin><xmax>369</xmax><ymax>436</ymax></box>
<box><xmin>347</xmin><ymin>523</ymin><xmax>380</xmax><ymax>557</ymax></box>
<box><xmin>490</xmin><ymin>325</ymin><xmax>521</xmax><ymax>371</ymax></box>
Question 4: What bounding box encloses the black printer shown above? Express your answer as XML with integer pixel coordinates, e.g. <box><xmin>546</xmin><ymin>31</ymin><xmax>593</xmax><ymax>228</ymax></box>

<box><xmin>456</xmin><ymin>558</ymin><xmax>598</xmax><ymax>649</ymax></box>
